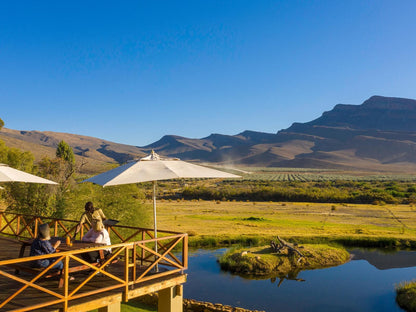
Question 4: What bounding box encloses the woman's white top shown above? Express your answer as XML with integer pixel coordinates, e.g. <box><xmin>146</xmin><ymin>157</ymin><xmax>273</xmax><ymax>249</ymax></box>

<box><xmin>82</xmin><ymin>228</ymin><xmax>111</xmax><ymax>252</ymax></box>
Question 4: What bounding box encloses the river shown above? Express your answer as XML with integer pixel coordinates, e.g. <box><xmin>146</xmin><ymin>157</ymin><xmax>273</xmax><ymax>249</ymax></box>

<box><xmin>182</xmin><ymin>248</ymin><xmax>416</xmax><ymax>312</ymax></box>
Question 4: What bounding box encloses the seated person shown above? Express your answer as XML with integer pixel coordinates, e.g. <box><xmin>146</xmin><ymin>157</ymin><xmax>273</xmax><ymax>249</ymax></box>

<box><xmin>30</xmin><ymin>223</ymin><xmax>63</xmax><ymax>270</ymax></box>
<box><xmin>75</xmin><ymin>201</ymin><xmax>106</xmax><ymax>236</ymax></box>
<box><xmin>81</xmin><ymin>219</ymin><xmax>111</xmax><ymax>263</ymax></box>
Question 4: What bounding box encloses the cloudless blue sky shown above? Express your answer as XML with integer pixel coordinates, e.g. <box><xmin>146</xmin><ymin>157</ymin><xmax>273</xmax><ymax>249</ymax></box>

<box><xmin>1</xmin><ymin>1</ymin><xmax>416</xmax><ymax>146</ymax></box>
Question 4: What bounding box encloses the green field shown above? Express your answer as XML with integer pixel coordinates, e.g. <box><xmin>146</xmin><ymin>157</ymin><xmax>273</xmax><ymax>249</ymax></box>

<box><xmin>153</xmin><ymin>200</ymin><xmax>416</xmax><ymax>247</ymax></box>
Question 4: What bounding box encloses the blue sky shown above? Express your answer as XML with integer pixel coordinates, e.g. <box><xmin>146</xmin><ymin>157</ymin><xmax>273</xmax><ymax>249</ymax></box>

<box><xmin>1</xmin><ymin>1</ymin><xmax>416</xmax><ymax>146</ymax></box>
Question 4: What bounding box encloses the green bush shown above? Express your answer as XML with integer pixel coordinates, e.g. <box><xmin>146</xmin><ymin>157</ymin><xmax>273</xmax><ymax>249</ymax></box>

<box><xmin>181</xmin><ymin>180</ymin><xmax>413</xmax><ymax>204</ymax></box>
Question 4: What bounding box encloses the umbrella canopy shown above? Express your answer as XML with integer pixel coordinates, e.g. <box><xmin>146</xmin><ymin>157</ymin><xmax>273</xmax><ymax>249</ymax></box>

<box><xmin>82</xmin><ymin>150</ymin><xmax>239</xmax><ymax>186</ymax></box>
<box><xmin>82</xmin><ymin>151</ymin><xmax>240</xmax><ymax>242</ymax></box>
<box><xmin>0</xmin><ymin>163</ymin><xmax>58</xmax><ymax>185</ymax></box>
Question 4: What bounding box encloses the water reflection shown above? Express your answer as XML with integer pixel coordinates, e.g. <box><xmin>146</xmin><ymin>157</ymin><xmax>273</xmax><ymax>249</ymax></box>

<box><xmin>350</xmin><ymin>248</ymin><xmax>416</xmax><ymax>270</ymax></box>
<box><xmin>185</xmin><ymin>248</ymin><xmax>416</xmax><ymax>312</ymax></box>
<box><xmin>270</xmin><ymin>271</ymin><xmax>305</xmax><ymax>287</ymax></box>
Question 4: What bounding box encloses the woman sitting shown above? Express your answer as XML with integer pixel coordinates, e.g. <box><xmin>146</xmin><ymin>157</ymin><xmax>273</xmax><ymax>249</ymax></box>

<box><xmin>30</xmin><ymin>223</ymin><xmax>63</xmax><ymax>270</ymax></box>
<box><xmin>81</xmin><ymin>219</ymin><xmax>111</xmax><ymax>263</ymax></box>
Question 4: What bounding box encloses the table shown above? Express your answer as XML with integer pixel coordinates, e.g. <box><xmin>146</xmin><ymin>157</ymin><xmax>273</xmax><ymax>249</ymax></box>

<box><xmin>58</xmin><ymin>239</ymin><xmax>107</xmax><ymax>263</ymax></box>
<box><xmin>17</xmin><ymin>237</ymin><xmax>105</xmax><ymax>256</ymax></box>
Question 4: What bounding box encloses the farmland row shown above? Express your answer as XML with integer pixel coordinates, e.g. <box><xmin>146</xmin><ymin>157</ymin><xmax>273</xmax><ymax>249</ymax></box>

<box><xmin>243</xmin><ymin>173</ymin><xmax>416</xmax><ymax>182</ymax></box>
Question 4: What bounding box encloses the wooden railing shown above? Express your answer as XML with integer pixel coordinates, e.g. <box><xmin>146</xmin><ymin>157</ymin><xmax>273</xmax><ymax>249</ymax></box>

<box><xmin>0</xmin><ymin>212</ymin><xmax>188</xmax><ymax>312</ymax></box>
<box><xmin>0</xmin><ymin>212</ymin><xmax>181</xmax><ymax>244</ymax></box>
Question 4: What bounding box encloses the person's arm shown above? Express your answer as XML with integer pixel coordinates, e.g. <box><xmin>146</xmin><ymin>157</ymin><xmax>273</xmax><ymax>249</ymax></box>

<box><xmin>76</xmin><ymin>213</ymin><xmax>87</xmax><ymax>234</ymax></box>
<box><xmin>99</xmin><ymin>209</ymin><xmax>106</xmax><ymax>221</ymax></box>
<box><xmin>42</xmin><ymin>240</ymin><xmax>56</xmax><ymax>254</ymax></box>
<box><xmin>53</xmin><ymin>240</ymin><xmax>61</xmax><ymax>249</ymax></box>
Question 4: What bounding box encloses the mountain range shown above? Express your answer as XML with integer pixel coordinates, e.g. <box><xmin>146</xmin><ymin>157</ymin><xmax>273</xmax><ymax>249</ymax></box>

<box><xmin>2</xmin><ymin>95</ymin><xmax>416</xmax><ymax>173</ymax></box>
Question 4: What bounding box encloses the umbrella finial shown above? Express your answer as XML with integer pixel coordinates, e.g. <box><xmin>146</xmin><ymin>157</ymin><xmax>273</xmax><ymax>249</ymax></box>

<box><xmin>149</xmin><ymin>150</ymin><xmax>160</xmax><ymax>160</ymax></box>
<box><xmin>141</xmin><ymin>150</ymin><xmax>161</xmax><ymax>161</ymax></box>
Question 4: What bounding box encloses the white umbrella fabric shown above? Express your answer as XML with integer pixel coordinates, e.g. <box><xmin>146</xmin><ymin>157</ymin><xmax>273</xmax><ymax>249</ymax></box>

<box><xmin>82</xmin><ymin>151</ymin><xmax>240</xmax><ymax>242</ymax></box>
<box><xmin>0</xmin><ymin>163</ymin><xmax>58</xmax><ymax>185</ymax></box>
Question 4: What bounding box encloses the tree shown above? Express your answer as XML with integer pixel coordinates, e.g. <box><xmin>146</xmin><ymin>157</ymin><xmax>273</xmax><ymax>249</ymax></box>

<box><xmin>0</xmin><ymin>118</ymin><xmax>4</xmax><ymax>130</ymax></box>
<box><xmin>56</xmin><ymin>141</ymin><xmax>75</xmax><ymax>164</ymax></box>
<box><xmin>0</xmin><ymin>141</ymin><xmax>57</xmax><ymax>216</ymax></box>
<box><xmin>54</xmin><ymin>140</ymin><xmax>76</xmax><ymax>194</ymax></box>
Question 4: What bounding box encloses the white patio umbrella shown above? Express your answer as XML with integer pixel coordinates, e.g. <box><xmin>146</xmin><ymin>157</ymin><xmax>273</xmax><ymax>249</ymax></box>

<box><xmin>0</xmin><ymin>163</ymin><xmax>58</xmax><ymax>185</ymax></box>
<box><xmin>82</xmin><ymin>151</ymin><xmax>240</xmax><ymax>245</ymax></box>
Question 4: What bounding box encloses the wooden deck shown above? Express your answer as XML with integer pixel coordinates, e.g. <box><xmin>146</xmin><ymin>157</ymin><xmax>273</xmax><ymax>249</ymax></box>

<box><xmin>0</xmin><ymin>212</ymin><xmax>188</xmax><ymax>312</ymax></box>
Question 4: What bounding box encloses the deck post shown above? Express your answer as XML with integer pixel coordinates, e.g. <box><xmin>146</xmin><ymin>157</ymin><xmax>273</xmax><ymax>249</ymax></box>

<box><xmin>98</xmin><ymin>302</ymin><xmax>121</xmax><ymax>312</ymax></box>
<box><xmin>16</xmin><ymin>215</ymin><xmax>20</xmax><ymax>235</ymax></box>
<box><xmin>158</xmin><ymin>285</ymin><xmax>183</xmax><ymax>312</ymax></box>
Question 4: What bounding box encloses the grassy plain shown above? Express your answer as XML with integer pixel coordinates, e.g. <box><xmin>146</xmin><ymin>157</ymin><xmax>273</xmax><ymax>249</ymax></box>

<box><xmin>153</xmin><ymin>199</ymin><xmax>416</xmax><ymax>247</ymax></box>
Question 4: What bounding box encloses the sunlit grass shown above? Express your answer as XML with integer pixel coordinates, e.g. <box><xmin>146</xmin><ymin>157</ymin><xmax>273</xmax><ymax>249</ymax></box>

<box><xmin>396</xmin><ymin>280</ymin><xmax>416</xmax><ymax>312</ymax></box>
<box><xmin>155</xmin><ymin>200</ymin><xmax>416</xmax><ymax>247</ymax></box>
<box><xmin>219</xmin><ymin>244</ymin><xmax>350</xmax><ymax>276</ymax></box>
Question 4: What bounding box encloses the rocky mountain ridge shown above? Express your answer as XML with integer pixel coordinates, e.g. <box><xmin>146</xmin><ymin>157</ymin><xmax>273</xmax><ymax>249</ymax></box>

<box><xmin>2</xmin><ymin>95</ymin><xmax>416</xmax><ymax>173</ymax></box>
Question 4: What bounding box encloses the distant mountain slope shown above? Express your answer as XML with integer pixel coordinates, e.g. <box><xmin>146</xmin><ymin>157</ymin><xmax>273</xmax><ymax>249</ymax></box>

<box><xmin>143</xmin><ymin>96</ymin><xmax>416</xmax><ymax>171</ymax></box>
<box><xmin>276</xmin><ymin>96</ymin><xmax>416</xmax><ymax>170</ymax></box>
<box><xmin>0</xmin><ymin>128</ymin><xmax>146</xmax><ymax>173</ymax></box>
<box><xmin>2</xmin><ymin>95</ymin><xmax>416</xmax><ymax>173</ymax></box>
<box><xmin>287</xmin><ymin>96</ymin><xmax>416</xmax><ymax>132</ymax></box>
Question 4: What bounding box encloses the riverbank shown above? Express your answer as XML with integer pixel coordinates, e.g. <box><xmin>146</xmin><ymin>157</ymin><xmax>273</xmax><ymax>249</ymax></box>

<box><xmin>218</xmin><ymin>243</ymin><xmax>350</xmax><ymax>276</ymax></box>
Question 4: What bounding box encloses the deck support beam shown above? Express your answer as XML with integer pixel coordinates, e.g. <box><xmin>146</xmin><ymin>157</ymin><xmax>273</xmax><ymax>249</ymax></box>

<box><xmin>158</xmin><ymin>285</ymin><xmax>183</xmax><ymax>312</ymax></box>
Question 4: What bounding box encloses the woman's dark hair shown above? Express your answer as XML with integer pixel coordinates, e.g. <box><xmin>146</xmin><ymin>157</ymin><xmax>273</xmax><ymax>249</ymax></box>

<box><xmin>85</xmin><ymin>201</ymin><xmax>94</xmax><ymax>213</ymax></box>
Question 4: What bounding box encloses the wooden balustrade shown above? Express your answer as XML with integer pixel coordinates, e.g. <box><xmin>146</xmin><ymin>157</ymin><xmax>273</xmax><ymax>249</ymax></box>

<box><xmin>0</xmin><ymin>212</ymin><xmax>188</xmax><ymax>312</ymax></box>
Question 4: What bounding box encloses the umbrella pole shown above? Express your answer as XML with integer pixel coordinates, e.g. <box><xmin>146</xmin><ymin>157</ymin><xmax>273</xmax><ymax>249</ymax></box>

<box><xmin>153</xmin><ymin>181</ymin><xmax>157</xmax><ymax>242</ymax></box>
<box><xmin>153</xmin><ymin>181</ymin><xmax>158</xmax><ymax>271</ymax></box>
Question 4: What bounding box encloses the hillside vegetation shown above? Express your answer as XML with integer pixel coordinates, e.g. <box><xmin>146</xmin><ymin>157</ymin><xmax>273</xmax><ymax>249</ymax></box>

<box><xmin>0</xmin><ymin>136</ymin><xmax>152</xmax><ymax>228</ymax></box>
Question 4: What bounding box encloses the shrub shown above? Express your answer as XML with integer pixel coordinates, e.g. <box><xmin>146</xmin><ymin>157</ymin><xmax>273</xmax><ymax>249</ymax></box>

<box><xmin>396</xmin><ymin>281</ymin><xmax>416</xmax><ymax>312</ymax></box>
